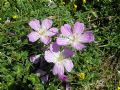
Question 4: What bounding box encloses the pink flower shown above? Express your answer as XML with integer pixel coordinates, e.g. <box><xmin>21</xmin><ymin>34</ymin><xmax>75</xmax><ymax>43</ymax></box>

<box><xmin>29</xmin><ymin>55</ymin><xmax>40</xmax><ymax>64</ymax></box>
<box><xmin>66</xmin><ymin>83</ymin><xmax>71</xmax><ymax>90</ymax></box>
<box><xmin>27</xmin><ymin>19</ymin><xmax>58</xmax><ymax>45</ymax></box>
<box><xmin>58</xmin><ymin>74</ymin><xmax>68</xmax><ymax>81</ymax></box>
<box><xmin>56</xmin><ymin>22</ymin><xmax>94</xmax><ymax>50</ymax></box>
<box><xmin>44</xmin><ymin>43</ymin><xmax>74</xmax><ymax>76</ymax></box>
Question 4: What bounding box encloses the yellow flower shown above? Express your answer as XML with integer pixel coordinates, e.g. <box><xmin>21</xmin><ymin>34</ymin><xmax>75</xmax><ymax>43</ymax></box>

<box><xmin>74</xmin><ymin>4</ymin><xmax>77</xmax><ymax>9</ymax></box>
<box><xmin>83</xmin><ymin>0</ymin><xmax>86</xmax><ymax>4</ymax></box>
<box><xmin>78</xmin><ymin>73</ymin><xmax>85</xmax><ymax>80</ymax></box>
<box><xmin>12</xmin><ymin>15</ymin><xmax>18</xmax><ymax>19</ymax></box>
<box><xmin>74</xmin><ymin>4</ymin><xmax>77</xmax><ymax>12</ymax></box>
<box><xmin>118</xmin><ymin>86</ymin><xmax>120</xmax><ymax>90</ymax></box>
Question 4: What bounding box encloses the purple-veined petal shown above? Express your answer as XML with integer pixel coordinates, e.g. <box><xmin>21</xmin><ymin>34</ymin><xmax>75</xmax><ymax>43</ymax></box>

<box><xmin>58</xmin><ymin>74</ymin><xmax>68</xmax><ymax>81</ymax></box>
<box><xmin>63</xmin><ymin>59</ymin><xmax>73</xmax><ymax>72</ymax></box>
<box><xmin>50</xmin><ymin>43</ymin><xmax>60</xmax><ymax>52</ymax></box>
<box><xmin>66</xmin><ymin>83</ymin><xmax>71</xmax><ymax>90</ymax></box>
<box><xmin>63</xmin><ymin>48</ymin><xmax>74</xmax><ymax>58</ymax></box>
<box><xmin>64</xmin><ymin>24</ymin><xmax>71</xmax><ymax>31</ymax></box>
<box><xmin>73</xmin><ymin>22</ymin><xmax>84</xmax><ymax>34</ymax></box>
<box><xmin>72</xmin><ymin>43</ymin><xmax>86</xmax><ymax>50</ymax></box>
<box><xmin>27</xmin><ymin>31</ymin><xmax>40</xmax><ymax>42</ymax></box>
<box><xmin>53</xmin><ymin>63</ymin><xmax>64</xmax><ymax>75</ymax></box>
<box><xmin>79</xmin><ymin>31</ymin><xmax>94</xmax><ymax>43</ymax></box>
<box><xmin>61</xmin><ymin>25</ymin><xmax>72</xmax><ymax>36</ymax></box>
<box><xmin>47</xmin><ymin>27</ymin><xmax>58</xmax><ymax>37</ymax></box>
<box><xmin>56</xmin><ymin>38</ymin><xmax>70</xmax><ymax>46</ymax></box>
<box><xmin>29</xmin><ymin>55</ymin><xmax>40</xmax><ymax>64</ymax></box>
<box><xmin>40</xmin><ymin>36</ymin><xmax>51</xmax><ymax>45</ymax></box>
<box><xmin>29</xmin><ymin>19</ymin><xmax>41</xmax><ymax>31</ymax></box>
<box><xmin>44</xmin><ymin>50</ymin><xmax>54</xmax><ymax>63</ymax></box>
<box><xmin>42</xmin><ymin>19</ymin><xmax>53</xmax><ymax>29</ymax></box>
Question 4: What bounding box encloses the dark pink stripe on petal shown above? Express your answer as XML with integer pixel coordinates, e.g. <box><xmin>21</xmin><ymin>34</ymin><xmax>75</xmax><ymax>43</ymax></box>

<box><xmin>73</xmin><ymin>22</ymin><xmax>85</xmax><ymax>34</ymax></box>
<box><xmin>61</xmin><ymin>25</ymin><xmax>72</xmax><ymax>36</ymax></box>
<box><xmin>42</xmin><ymin>19</ymin><xmax>53</xmax><ymax>29</ymax></box>
<box><xmin>79</xmin><ymin>31</ymin><xmax>94</xmax><ymax>43</ymax></box>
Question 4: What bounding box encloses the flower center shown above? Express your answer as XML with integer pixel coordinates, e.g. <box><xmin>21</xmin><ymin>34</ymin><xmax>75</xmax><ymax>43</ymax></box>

<box><xmin>54</xmin><ymin>52</ymin><xmax>64</xmax><ymax>63</ymax></box>
<box><xmin>69</xmin><ymin>34</ymin><xmax>80</xmax><ymax>44</ymax></box>
<box><xmin>57</xmin><ymin>55</ymin><xmax>64</xmax><ymax>62</ymax></box>
<box><xmin>38</xmin><ymin>27</ymin><xmax>47</xmax><ymax>36</ymax></box>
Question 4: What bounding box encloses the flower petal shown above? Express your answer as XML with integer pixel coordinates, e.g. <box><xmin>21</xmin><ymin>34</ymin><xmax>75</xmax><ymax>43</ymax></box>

<box><xmin>29</xmin><ymin>19</ymin><xmax>41</xmax><ymax>31</ymax></box>
<box><xmin>53</xmin><ymin>63</ymin><xmax>64</xmax><ymax>75</ymax></box>
<box><xmin>44</xmin><ymin>50</ymin><xmax>54</xmax><ymax>63</ymax></box>
<box><xmin>63</xmin><ymin>59</ymin><xmax>73</xmax><ymax>72</ymax></box>
<box><xmin>56</xmin><ymin>38</ymin><xmax>70</xmax><ymax>46</ymax></box>
<box><xmin>58</xmin><ymin>74</ymin><xmax>68</xmax><ymax>81</ymax></box>
<box><xmin>42</xmin><ymin>19</ymin><xmax>53</xmax><ymax>29</ymax></box>
<box><xmin>30</xmin><ymin>55</ymin><xmax>40</xmax><ymax>64</ymax></box>
<box><xmin>73</xmin><ymin>22</ymin><xmax>84</xmax><ymax>34</ymax></box>
<box><xmin>27</xmin><ymin>31</ymin><xmax>40</xmax><ymax>42</ymax></box>
<box><xmin>47</xmin><ymin>27</ymin><xmax>58</xmax><ymax>37</ymax></box>
<box><xmin>79</xmin><ymin>31</ymin><xmax>94</xmax><ymax>43</ymax></box>
<box><xmin>50</xmin><ymin>43</ymin><xmax>60</xmax><ymax>52</ymax></box>
<box><xmin>66</xmin><ymin>83</ymin><xmax>71</xmax><ymax>90</ymax></box>
<box><xmin>64</xmin><ymin>24</ymin><xmax>71</xmax><ymax>31</ymax></box>
<box><xmin>72</xmin><ymin>43</ymin><xmax>86</xmax><ymax>50</ymax></box>
<box><xmin>61</xmin><ymin>24</ymin><xmax>72</xmax><ymax>36</ymax></box>
<box><xmin>63</xmin><ymin>48</ymin><xmax>74</xmax><ymax>58</ymax></box>
<box><xmin>40</xmin><ymin>36</ymin><xmax>51</xmax><ymax>45</ymax></box>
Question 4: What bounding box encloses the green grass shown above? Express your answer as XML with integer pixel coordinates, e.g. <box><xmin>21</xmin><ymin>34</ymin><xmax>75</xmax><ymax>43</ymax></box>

<box><xmin>0</xmin><ymin>0</ymin><xmax>120</xmax><ymax>90</ymax></box>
